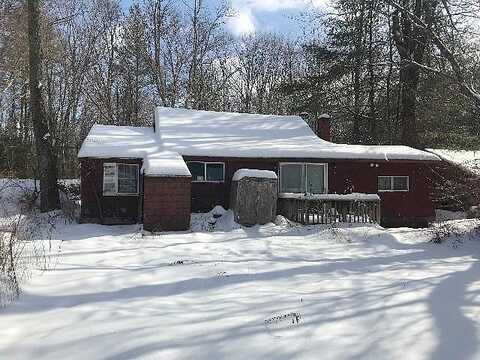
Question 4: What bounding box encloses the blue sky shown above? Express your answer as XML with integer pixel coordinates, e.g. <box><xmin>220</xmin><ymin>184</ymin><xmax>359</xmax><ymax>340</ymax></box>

<box><xmin>120</xmin><ymin>0</ymin><xmax>328</xmax><ymax>38</ymax></box>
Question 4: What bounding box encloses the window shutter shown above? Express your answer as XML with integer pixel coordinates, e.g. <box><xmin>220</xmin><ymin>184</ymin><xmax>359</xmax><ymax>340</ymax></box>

<box><xmin>103</xmin><ymin>163</ymin><xmax>117</xmax><ymax>195</ymax></box>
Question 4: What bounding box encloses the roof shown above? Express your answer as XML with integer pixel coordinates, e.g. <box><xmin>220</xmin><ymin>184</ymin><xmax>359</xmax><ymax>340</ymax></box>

<box><xmin>78</xmin><ymin>107</ymin><xmax>440</xmax><ymax>169</ymax></box>
<box><xmin>427</xmin><ymin>149</ymin><xmax>480</xmax><ymax>176</ymax></box>
<box><xmin>77</xmin><ymin>125</ymin><xmax>190</xmax><ymax>176</ymax></box>
<box><xmin>153</xmin><ymin>107</ymin><xmax>439</xmax><ymax>161</ymax></box>
<box><xmin>142</xmin><ymin>152</ymin><xmax>191</xmax><ymax>177</ymax></box>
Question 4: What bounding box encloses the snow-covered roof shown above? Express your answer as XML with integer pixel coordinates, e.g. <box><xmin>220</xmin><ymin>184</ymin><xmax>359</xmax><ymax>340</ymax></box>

<box><xmin>427</xmin><ymin>149</ymin><xmax>480</xmax><ymax>176</ymax></box>
<box><xmin>77</xmin><ymin>125</ymin><xmax>190</xmax><ymax>176</ymax></box>
<box><xmin>78</xmin><ymin>107</ymin><xmax>440</xmax><ymax>164</ymax></box>
<box><xmin>142</xmin><ymin>152</ymin><xmax>191</xmax><ymax>177</ymax></box>
<box><xmin>153</xmin><ymin>107</ymin><xmax>439</xmax><ymax>160</ymax></box>
<box><xmin>232</xmin><ymin>169</ymin><xmax>278</xmax><ymax>181</ymax></box>
<box><xmin>78</xmin><ymin>125</ymin><xmax>157</xmax><ymax>159</ymax></box>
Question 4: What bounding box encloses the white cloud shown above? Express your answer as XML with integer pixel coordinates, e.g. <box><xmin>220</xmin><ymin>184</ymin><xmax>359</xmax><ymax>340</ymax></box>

<box><xmin>232</xmin><ymin>0</ymin><xmax>329</xmax><ymax>12</ymax></box>
<box><xmin>227</xmin><ymin>7</ymin><xmax>256</xmax><ymax>36</ymax></box>
<box><xmin>226</xmin><ymin>0</ymin><xmax>330</xmax><ymax>36</ymax></box>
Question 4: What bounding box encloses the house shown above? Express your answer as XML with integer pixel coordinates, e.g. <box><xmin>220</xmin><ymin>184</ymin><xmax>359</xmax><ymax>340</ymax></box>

<box><xmin>78</xmin><ymin>107</ymin><xmax>441</xmax><ymax>231</ymax></box>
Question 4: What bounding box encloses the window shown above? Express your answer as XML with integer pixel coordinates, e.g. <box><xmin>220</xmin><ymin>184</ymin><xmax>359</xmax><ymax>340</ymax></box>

<box><xmin>378</xmin><ymin>176</ymin><xmax>409</xmax><ymax>192</ymax></box>
<box><xmin>188</xmin><ymin>162</ymin><xmax>205</xmax><ymax>182</ymax></box>
<box><xmin>103</xmin><ymin>163</ymin><xmax>139</xmax><ymax>195</ymax></box>
<box><xmin>279</xmin><ymin>163</ymin><xmax>327</xmax><ymax>194</ymax></box>
<box><xmin>206</xmin><ymin>163</ymin><xmax>224</xmax><ymax>181</ymax></box>
<box><xmin>186</xmin><ymin>162</ymin><xmax>225</xmax><ymax>182</ymax></box>
<box><xmin>280</xmin><ymin>164</ymin><xmax>303</xmax><ymax>193</ymax></box>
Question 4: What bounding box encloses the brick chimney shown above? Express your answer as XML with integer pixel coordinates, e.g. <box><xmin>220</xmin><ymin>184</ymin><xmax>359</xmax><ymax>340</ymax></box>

<box><xmin>316</xmin><ymin>113</ymin><xmax>331</xmax><ymax>141</ymax></box>
<box><xmin>299</xmin><ymin>112</ymin><xmax>332</xmax><ymax>141</ymax></box>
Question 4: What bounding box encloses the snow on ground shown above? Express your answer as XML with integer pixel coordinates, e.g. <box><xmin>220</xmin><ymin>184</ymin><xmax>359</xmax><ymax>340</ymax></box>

<box><xmin>1</xmin><ymin>216</ymin><xmax>480</xmax><ymax>360</ymax></box>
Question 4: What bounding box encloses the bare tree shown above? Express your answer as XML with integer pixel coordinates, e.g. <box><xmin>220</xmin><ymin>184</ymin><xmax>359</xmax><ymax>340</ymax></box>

<box><xmin>27</xmin><ymin>0</ymin><xmax>60</xmax><ymax>211</ymax></box>
<box><xmin>390</xmin><ymin>0</ymin><xmax>480</xmax><ymax>108</ymax></box>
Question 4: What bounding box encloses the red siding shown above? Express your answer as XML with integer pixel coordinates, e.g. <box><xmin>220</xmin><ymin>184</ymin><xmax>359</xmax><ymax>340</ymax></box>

<box><xmin>143</xmin><ymin>176</ymin><xmax>191</xmax><ymax>231</ymax></box>
<box><xmin>329</xmin><ymin>161</ymin><xmax>435</xmax><ymax>227</ymax></box>
<box><xmin>184</xmin><ymin>156</ymin><xmax>436</xmax><ymax>227</ymax></box>
<box><xmin>80</xmin><ymin>156</ymin><xmax>437</xmax><ymax>228</ymax></box>
<box><xmin>80</xmin><ymin>158</ymin><xmax>142</xmax><ymax>224</ymax></box>
<box><xmin>184</xmin><ymin>157</ymin><xmax>277</xmax><ymax>212</ymax></box>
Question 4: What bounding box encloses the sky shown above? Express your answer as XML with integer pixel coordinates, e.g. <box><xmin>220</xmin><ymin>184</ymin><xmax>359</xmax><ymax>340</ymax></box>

<box><xmin>224</xmin><ymin>0</ymin><xmax>328</xmax><ymax>37</ymax></box>
<box><xmin>120</xmin><ymin>0</ymin><xmax>329</xmax><ymax>38</ymax></box>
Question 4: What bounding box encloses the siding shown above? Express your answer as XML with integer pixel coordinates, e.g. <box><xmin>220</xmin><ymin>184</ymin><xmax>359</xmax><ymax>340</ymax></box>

<box><xmin>183</xmin><ymin>156</ymin><xmax>436</xmax><ymax>227</ymax></box>
<box><xmin>80</xmin><ymin>158</ymin><xmax>142</xmax><ymax>224</ymax></box>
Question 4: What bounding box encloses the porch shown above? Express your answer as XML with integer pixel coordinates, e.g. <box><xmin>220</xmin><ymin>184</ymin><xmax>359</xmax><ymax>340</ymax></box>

<box><xmin>278</xmin><ymin>193</ymin><xmax>381</xmax><ymax>225</ymax></box>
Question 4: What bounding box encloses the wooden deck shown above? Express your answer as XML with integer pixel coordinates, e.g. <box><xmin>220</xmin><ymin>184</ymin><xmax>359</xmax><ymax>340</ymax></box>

<box><xmin>278</xmin><ymin>193</ymin><xmax>381</xmax><ymax>225</ymax></box>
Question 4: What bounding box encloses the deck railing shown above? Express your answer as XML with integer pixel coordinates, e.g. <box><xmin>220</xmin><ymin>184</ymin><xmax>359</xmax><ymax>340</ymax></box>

<box><xmin>278</xmin><ymin>193</ymin><xmax>381</xmax><ymax>225</ymax></box>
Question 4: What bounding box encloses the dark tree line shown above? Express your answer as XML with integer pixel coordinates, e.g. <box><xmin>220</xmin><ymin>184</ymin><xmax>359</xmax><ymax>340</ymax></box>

<box><xmin>0</xmin><ymin>0</ymin><xmax>479</xmax><ymax>188</ymax></box>
<box><xmin>286</xmin><ymin>0</ymin><xmax>480</xmax><ymax>148</ymax></box>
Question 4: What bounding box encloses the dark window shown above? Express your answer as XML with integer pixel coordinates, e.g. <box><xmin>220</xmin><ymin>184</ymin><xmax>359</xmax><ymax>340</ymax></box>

<box><xmin>378</xmin><ymin>177</ymin><xmax>391</xmax><ymax>191</ymax></box>
<box><xmin>280</xmin><ymin>164</ymin><xmax>304</xmax><ymax>193</ymax></box>
<box><xmin>118</xmin><ymin>164</ymin><xmax>138</xmax><ymax>194</ymax></box>
<box><xmin>187</xmin><ymin>162</ymin><xmax>205</xmax><ymax>182</ymax></box>
<box><xmin>186</xmin><ymin>162</ymin><xmax>225</xmax><ymax>182</ymax></box>
<box><xmin>306</xmin><ymin>164</ymin><xmax>325</xmax><ymax>194</ymax></box>
<box><xmin>103</xmin><ymin>163</ymin><xmax>138</xmax><ymax>195</ymax></box>
<box><xmin>280</xmin><ymin>163</ymin><xmax>327</xmax><ymax>194</ymax></box>
<box><xmin>206</xmin><ymin>163</ymin><xmax>224</xmax><ymax>181</ymax></box>
<box><xmin>393</xmin><ymin>176</ymin><xmax>409</xmax><ymax>191</ymax></box>
<box><xmin>378</xmin><ymin>176</ymin><xmax>409</xmax><ymax>192</ymax></box>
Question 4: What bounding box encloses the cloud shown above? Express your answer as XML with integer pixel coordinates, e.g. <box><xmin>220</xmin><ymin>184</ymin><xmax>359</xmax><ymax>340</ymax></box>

<box><xmin>232</xmin><ymin>0</ymin><xmax>329</xmax><ymax>12</ymax></box>
<box><xmin>227</xmin><ymin>6</ymin><xmax>256</xmax><ymax>36</ymax></box>
<box><xmin>226</xmin><ymin>0</ymin><xmax>330</xmax><ymax>36</ymax></box>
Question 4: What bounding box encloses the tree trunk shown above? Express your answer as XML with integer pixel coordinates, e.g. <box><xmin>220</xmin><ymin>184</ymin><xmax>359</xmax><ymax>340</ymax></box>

<box><xmin>27</xmin><ymin>0</ymin><xmax>60</xmax><ymax>212</ymax></box>
<box><xmin>352</xmin><ymin>0</ymin><xmax>366</xmax><ymax>144</ymax></box>
<box><xmin>399</xmin><ymin>63</ymin><xmax>419</xmax><ymax>147</ymax></box>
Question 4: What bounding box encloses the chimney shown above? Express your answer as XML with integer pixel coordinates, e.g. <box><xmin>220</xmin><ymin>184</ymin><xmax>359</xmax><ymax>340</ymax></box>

<box><xmin>316</xmin><ymin>113</ymin><xmax>331</xmax><ymax>141</ymax></box>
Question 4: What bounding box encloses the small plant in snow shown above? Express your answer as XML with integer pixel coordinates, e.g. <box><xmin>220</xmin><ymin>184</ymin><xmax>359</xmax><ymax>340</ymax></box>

<box><xmin>330</xmin><ymin>223</ymin><xmax>352</xmax><ymax>243</ymax></box>
<box><xmin>265</xmin><ymin>312</ymin><xmax>302</xmax><ymax>328</ymax></box>
<box><xmin>0</xmin><ymin>180</ymin><xmax>67</xmax><ymax>306</ymax></box>
<box><xmin>429</xmin><ymin>220</ymin><xmax>480</xmax><ymax>247</ymax></box>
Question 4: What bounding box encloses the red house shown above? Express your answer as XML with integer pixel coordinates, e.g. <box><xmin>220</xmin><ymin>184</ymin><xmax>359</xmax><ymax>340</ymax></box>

<box><xmin>78</xmin><ymin>107</ymin><xmax>441</xmax><ymax>231</ymax></box>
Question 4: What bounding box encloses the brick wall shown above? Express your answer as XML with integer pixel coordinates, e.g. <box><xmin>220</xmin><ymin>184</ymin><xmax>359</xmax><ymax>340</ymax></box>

<box><xmin>143</xmin><ymin>176</ymin><xmax>191</xmax><ymax>231</ymax></box>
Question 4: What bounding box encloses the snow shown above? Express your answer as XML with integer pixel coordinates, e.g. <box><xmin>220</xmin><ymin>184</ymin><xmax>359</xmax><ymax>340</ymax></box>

<box><xmin>2</xmin><ymin>214</ymin><xmax>480</xmax><ymax>359</ymax></box>
<box><xmin>77</xmin><ymin>126</ymin><xmax>190</xmax><ymax>176</ymax></box>
<box><xmin>427</xmin><ymin>149</ymin><xmax>480</xmax><ymax>175</ymax></box>
<box><xmin>142</xmin><ymin>152</ymin><xmax>191</xmax><ymax>177</ymax></box>
<box><xmin>279</xmin><ymin>192</ymin><xmax>381</xmax><ymax>201</ymax></box>
<box><xmin>232</xmin><ymin>169</ymin><xmax>278</xmax><ymax>181</ymax></box>
<box><xmin>154</xmin><ymin>107</ymin><xmax>440</xmax><ymax>161</ymax></box>
<box><xmin>78</xmin><ymin>108</ymin><xmax>440</xmax><ymax>162</ymax></box>
<box><xmin>77</xmin><ymin>124</ymin><xmax>158</xmax><ymax>159</ymax></box>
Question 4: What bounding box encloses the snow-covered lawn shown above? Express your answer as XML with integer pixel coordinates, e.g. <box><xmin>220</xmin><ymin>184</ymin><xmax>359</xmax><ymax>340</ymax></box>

<box><xmin>1</xmin><ymin>219</ymin><xmax>480</xmax><ymax>360</ymax></box>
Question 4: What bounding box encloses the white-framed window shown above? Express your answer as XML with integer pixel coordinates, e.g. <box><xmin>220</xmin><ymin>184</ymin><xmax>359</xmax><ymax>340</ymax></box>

<box><xmin>186</xmin><ymin>161</ymin><xmax>225</xmax><ymax>182</ymax></box>
<box><xmin>378</xmin><ymin>176</ymin><xmax>409</xmax><ymax>192</ymax></box>
<box><xmin>279</xmin><ymin>163</ymin><xmax>328</xmax><ymax>194</ymax></box>
<box><xmin>103</xmin><ymin>163</ymin><xmax>139</xmax><ymax>196</ymax></box>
